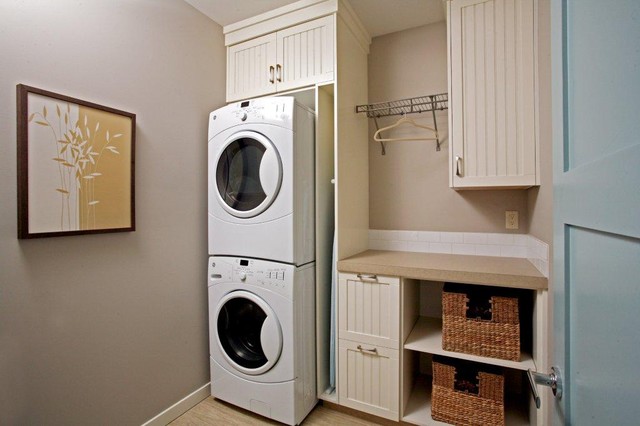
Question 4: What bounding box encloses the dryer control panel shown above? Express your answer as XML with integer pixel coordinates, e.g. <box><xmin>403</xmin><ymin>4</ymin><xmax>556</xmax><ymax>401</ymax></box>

<box><xmin>208</xmin><ymin>97</ymin><xmax>294</xmax><ymax>139</ymax></box>
<box><xmin>208</xmin><ymin>256</ymin><xmax>295</xmax><ymax>299</ymax></box>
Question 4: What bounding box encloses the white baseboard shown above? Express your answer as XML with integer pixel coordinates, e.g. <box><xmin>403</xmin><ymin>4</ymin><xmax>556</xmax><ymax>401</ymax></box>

<box><xmin>141</xmin><ymin>382</ymin><xmax>210</xmax><ymax>426</ymax></box>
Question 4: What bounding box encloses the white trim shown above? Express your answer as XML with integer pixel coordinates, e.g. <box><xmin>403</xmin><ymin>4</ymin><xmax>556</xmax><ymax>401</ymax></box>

<box><xmin>336</xmin><ymin>0</ymin><xmax>371</xmax><ymax>54</ymax></box>
<box><xmin>141</xmin><ymin>383</ymin><xmax>210</xmax><ymax>426</ymax></box>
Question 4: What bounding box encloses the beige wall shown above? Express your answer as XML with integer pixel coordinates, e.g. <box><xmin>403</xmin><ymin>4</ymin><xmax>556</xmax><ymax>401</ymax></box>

<box><xmin>368</xmin><ymin>22</ymin><xmax>529</xmax><ymax>233</ymax></box>
<box><xmin>0</xmin><ymin>1</ymin><xmax>225</xmax><ymax>424</ymax></box>
<box><xmin>528</xmin><ymin>0</ymin><xmax>553</xmax><ymax>245</ymax></box>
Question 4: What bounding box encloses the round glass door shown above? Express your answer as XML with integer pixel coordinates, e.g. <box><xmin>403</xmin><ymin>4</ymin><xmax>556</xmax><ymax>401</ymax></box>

<box><xmin>215</xmin><ymin>131</ymin><xmax>282</xmax><ymax>218</ymax></box>
<box><xmin>215</xmin><ymin>290</ymin><xmax>282</xmax><ymax>375</ymax></box>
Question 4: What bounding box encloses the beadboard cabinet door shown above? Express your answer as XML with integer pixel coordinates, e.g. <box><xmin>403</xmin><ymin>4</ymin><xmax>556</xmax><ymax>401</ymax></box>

<box><xmin>226</xmin><ymin>16</ymin><xmax>335</xmax><ymax>102</ymax></box>
<box><xmin>275</xmin><ymin>15</ymin><xmax>335</xmax><ymax>93</ymax></box>
<box><xmin>449</xmin><ymin>0</ymin><xmax>538</xmax><ymax>189</ymax></box>
<box><xmin>227</xmin><ymin>33</ymin><xmax>277</xmax><ymax>102</ymax></box>
<box><xmin>338</xmin><ymin>339</ymin><xmax>400</xmax><ymax>421</ymax></box>
<box><xmin>338</xmin><ymin>273</ymin><xmax>400</xmax><ymax>349</ymax></box>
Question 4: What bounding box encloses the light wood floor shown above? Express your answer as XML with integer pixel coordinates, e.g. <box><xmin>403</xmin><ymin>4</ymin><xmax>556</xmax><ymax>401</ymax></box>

<box><xmin>170</xmin><ymin>397</ymin><xmax>382</xmax><ymax>426</ymax></box>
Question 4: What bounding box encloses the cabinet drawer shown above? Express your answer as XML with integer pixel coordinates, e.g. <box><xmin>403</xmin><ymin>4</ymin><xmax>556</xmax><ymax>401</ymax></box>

<box><xmin>338</xmin><ymin>273</ymin><xmax>400</xmax><ymax>348</ymax></box>
<box><xmin>338</xmin><ymin>339</ymin><xmax>399</xmax><ymax>421</ymax></box>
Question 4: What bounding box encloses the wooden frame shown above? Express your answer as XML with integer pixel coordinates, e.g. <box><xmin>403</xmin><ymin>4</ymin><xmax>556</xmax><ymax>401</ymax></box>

<box><xmin>17</xmin><ymin>84</ymin><xmax>136</xmax><ymax>238</ymax></box>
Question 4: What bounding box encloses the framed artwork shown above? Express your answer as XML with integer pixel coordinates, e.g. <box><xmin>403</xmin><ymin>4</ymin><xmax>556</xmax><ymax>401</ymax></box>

<box><xmin>17</xmin><ymin>84</ymin><xmax>136</xmax><ymax>238</ymax></box>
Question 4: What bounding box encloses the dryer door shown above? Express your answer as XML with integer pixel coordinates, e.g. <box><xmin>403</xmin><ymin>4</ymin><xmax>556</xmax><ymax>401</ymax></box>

<box><xmin>215</xmin><ymin>130</ymin><xmax>282</xmax><ymax>219</ymax></box>
<box><xmin>215</xmin><ymin>290</ymin><xmax>283</xmax><ymax>376</ymax></box>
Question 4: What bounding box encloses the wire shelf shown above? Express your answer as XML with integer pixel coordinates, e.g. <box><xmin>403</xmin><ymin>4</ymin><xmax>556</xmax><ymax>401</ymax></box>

<box><xmin>355</xmin><ymin>93</ymin><xmax>448</xmax><ymax>118</ymax></box>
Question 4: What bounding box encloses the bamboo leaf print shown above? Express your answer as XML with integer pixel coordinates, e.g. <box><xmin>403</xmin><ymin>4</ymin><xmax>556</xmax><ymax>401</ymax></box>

<box><xmin>106</xmin><ymin>130</ymin><xmax>110</xmax><ymax>140</ymax></box>
<box><xmin>112</xmin><ymin>133</ymin><xmax>122</xmax><ymax>138</ymax></box>
<box><xmin>56</xmin><ymin>188</ymin><xmax>69</xmax><ymax>194</ymax></box>
<box><xmin>83</xmin><ymin>175</ymin><xmax>94</xmax><ymax>180</ymax></box>
<box><xmin>56</xmin><ymin>105</ymin><xmax>61</xmax><ymax>117</ymax></box>
<box><xmin>88</xmin><ymin>201</ymin><xmax>99</xmax><ymax>206</ymax></box>
<box><xmin>84</xmin><ymin>115</ymin><xmax>87</xmax><ymax>126</ymax></box>
<box><xmin>91</xmin><ymin>173</ymin><xmax>102</xmax><ymax>176</ymax></box>
<box><xmin>28</xmin><ymin>113</ymin><xmax>36</xmax><ymax>122</ymax></box>
<box><xmin>35</xmin><ymin>121</ymin><xmax>48</xmax><ymax>126</ymax></box>
<box><xmin>95</xmin><ymin>122</ymin><xmax>100</xmax><ymax>132</ymax></box>
<box><xmin>52</xmin><ymin>157</ymin><xmax>66</xmax><ymax>162</ymax></box>
<box><xmin>43</xmin><ymin>106</ymin><xmax>47</xmax><ymax>118</ymax></box>
<box><xmin>62</xmin><ymin>162</ymin><xmax>74</xmax><ymax>168</ymax></box>
<box><xmin>64</xmin><ymin>113</ymin><xmax>68</xmax><ymax>125</ymax></box>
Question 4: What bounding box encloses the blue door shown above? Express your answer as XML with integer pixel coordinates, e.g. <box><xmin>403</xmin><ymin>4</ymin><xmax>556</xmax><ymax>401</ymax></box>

<box><xmin>552</xmin><ymin>0</ymin><xmax>640</xmax><ymax>424</ymax></box>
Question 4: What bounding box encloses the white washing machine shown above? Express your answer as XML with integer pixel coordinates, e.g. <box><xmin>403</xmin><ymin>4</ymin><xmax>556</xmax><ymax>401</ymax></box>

<box><xmin>208</xmin><ymin>256</ymin><xmax>317</xmax><ymax>425</ymax></box>
<box><xmin>208</xmin><ymin>97</ymin><xmax>315</xmax><ymax>266</ymax></box>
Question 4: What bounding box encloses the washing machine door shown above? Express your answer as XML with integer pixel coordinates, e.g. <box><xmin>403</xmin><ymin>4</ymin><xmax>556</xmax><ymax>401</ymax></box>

<box><xmin>215</xmin><ymin>130</ymin><xmax>282</xmax><ymax>219</ymax></box>
<box><xmin>215</xmin><ymin>290</ymin><xmax>283</xmax><ymax>376</ymax></box>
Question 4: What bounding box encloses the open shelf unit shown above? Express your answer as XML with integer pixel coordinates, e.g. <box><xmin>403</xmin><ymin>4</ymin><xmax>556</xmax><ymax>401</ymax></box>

<box><xmin>399</xmin><ymin>279</ymin><xmax>544</xmax><ymax>426</ymax></box>
<box><xmin>402</xmin><ymin>375</ymin><xmax>530</xmax><ymax>426</ymax></box>
<box><xmin>404</xmin><ymin>316</ymin><xmax>536</xmax><ymax>371</ymax></box>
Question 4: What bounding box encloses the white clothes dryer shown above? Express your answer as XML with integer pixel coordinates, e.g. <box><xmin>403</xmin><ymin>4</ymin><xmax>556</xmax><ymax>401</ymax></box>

<box><xmin>208</xmin><ymin>97</ymin><xmax>315</xmax><ymax>266</ymax></box>
<box><xmin>208</xmin><ymin>256</ymin><xmax>317</xmax><ymax>425</ymax></box>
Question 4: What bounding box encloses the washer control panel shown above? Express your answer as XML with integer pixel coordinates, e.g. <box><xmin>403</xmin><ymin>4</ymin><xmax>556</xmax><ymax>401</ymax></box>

<box><xmin>208</xmin><ymin>256</ymin><xmax>293</xmax><ymax>298</ymax></box>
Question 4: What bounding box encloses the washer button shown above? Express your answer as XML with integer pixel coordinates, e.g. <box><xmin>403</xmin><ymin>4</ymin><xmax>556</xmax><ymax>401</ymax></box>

<box><xmin>240</xmin><ymin>112</ymin><xmax>248</xmax><ymax>121</ymax></box>
<box><xmin>239</xmin><ymin>271</ymin><xmax>247</xmax><ymax>281</ymax></box>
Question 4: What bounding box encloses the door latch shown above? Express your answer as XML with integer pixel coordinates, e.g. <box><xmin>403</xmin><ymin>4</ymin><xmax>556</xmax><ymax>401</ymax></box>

<box><xmin>527</xmin><ymin>366</ymin><xmax>563</xmax><ymax>409</ymax></box>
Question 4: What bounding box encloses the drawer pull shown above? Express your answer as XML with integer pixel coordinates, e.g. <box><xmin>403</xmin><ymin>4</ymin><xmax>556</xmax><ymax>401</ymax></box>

<box><xmin>357</xmin><ymin>273</ymin><xmax>378</xmax><ymax>281</ymax></box>
<box><xmin>269</xmin><ymin>65</ymin><xmax>275</xmax><ymax>84</ymax></box>
<box><xmin>357</xmin><ymin>345</ymin><xmax>378</xmax><ymax>355</ymax></box>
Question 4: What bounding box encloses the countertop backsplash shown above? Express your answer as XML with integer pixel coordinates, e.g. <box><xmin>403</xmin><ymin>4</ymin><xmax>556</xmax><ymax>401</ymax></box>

<box><xmin>369</xmin><ymin>230</ymin><xmax>549</xmax><ymax>277</ymax></box>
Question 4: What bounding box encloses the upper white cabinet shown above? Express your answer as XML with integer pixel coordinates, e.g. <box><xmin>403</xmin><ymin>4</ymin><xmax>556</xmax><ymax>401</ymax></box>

<box><xmin>448</xmin><ymin>0</ymin><xmax>539</xmax><ymax>189</ymax></box>
<box><xmin>227</xmin><ymin>15</ymin><xmax>335</xmax><ymax>102</ymax></box>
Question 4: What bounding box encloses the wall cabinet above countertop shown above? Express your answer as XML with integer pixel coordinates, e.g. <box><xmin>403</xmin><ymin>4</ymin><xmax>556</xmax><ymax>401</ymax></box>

<box><xmin>447</xmin><ymin>0</ymin><xmax>540</xmax><ymax>189</ymax></box>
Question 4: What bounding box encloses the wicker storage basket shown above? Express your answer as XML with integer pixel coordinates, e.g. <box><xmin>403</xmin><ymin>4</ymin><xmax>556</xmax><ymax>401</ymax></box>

<box><xmin>431</xmin><ymin>358</ymin><xmax>505</xmax><ymax>426</ymax></box>
<box><xmin>442</xmin><ymin>283</ymin><xmax>520</xmax><ymax>361</ymax></box>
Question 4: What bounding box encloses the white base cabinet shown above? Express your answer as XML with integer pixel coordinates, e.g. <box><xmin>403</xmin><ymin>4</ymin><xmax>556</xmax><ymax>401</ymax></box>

<box><xmin>337</xmin><ymin>273</ymin><xmax>401</xmax><ymax>420</ymax></box>
<box><xmin>337</xmin><ymin>272</ymin><xmax>547</xmax><ymax>425</ymax></box>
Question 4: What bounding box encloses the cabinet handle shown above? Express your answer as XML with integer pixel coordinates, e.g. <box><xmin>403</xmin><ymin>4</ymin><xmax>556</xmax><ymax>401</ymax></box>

<box><xmin>357</xmin><ymin>273</ymin><xmax>378</xmax><ymax>281</ymax></box>
<box><xmin>269</xmin><ymin>66</ymin><xmax>275</xmax><ymax>84</ymax></box>
<box><xmin>276</xmin><ymin>64</ymin><xmax>282</xmax><ymax>82</ymax></box>
<box><xmin>455</xmin><ymin>156</ymin><xmax>463</xmax><ymax>177</ymax></box>
<box><xmin>357</xmin><ymin>345</ymin><xmax>378</xmax><ymax>355</ymax></box>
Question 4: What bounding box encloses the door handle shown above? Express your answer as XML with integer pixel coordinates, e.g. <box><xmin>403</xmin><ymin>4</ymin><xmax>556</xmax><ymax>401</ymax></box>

<box><xmin>356</xmin><ymin>273</ymin><xmax>378</xmax><ymax>282</ymax></box>
<box><xmin>269</xmin><ymin>66</ymin><xmax>275</xmax><ymax>84</ymax></box>
<box><xmin>357</xmin><ymin>345</ymin><xmax>378</xmax><ymax>355</ymax></box>
<box><xmin>276</xmin><ymin>64</ymin><xmax>282</xmax><ymax>82</ymax></box>
<box><xmin>455</xmin><ymin>156</ymin><xmax>463</xmax><ymax>177</ymax></box>
<box><xmin>527</xmin><ymin>367</ymin><xmax>563</xmax><ymax>409</ymax></box>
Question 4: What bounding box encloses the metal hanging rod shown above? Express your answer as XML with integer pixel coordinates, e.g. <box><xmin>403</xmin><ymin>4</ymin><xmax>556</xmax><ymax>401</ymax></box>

<box><xmin>355</xmin><ymin>93</ymin><xmax>448</xmax><ymax>155</ymax></box>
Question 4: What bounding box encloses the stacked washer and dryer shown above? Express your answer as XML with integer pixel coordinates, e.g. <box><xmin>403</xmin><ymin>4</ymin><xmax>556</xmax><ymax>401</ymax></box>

<box><xmin>207</xmin><ymin>97</ymin><xmax>317</xmax><ymax>425</ymax></box>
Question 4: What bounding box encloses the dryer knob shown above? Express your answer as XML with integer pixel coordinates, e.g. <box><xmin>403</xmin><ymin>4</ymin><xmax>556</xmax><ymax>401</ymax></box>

<box><xmin>239</xmin><ymin>271</ymin><xmax>247</xmax><ymax>281</ymax></box>
<box><xmin>240</xmin><ymin>112</ymin><xmax>248</xmax><ymax>121</ymax></box>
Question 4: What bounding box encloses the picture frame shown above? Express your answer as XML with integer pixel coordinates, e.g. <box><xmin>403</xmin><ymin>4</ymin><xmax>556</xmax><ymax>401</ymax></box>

<box><xmin>17</xmin><ymin>84</ymin><xmax>136</xmax><ymax>238</ymax></box>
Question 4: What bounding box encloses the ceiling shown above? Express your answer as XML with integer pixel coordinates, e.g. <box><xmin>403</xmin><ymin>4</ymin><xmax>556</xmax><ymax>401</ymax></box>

<box><xmin>185</xmin><ymin>0</ymin><xmax>445</xmax><ymax>38</ymax></box>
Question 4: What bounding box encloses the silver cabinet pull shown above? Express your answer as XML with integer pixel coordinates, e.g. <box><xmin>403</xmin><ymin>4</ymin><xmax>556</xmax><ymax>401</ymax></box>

<box><xmin>357</xmin><ymin>345</ymin><xmax>378</xmax><ymax>355</ymax></box>
<box><xmin>269</xmin><ymin>66</ymin><xmax>275</xmax><ymax>84</ymax></box>
<box><xmin>455</xmin><ymin>156</ymin><xmax>463</xmax><ymax>177</ymax></box>
<box><xmin>357</xmin><ymin>273</ymin><xmax>378</xmax><ymax>281</ymax></box>
<box><xmin>527</xmin><ymin>367</ymin><xmax>563</xmax><ymax>409</ymax></box>
<box><xmin>276</xmin><ymin>64</ymin><xmax>282</xmax><ymax>82</ymax></box>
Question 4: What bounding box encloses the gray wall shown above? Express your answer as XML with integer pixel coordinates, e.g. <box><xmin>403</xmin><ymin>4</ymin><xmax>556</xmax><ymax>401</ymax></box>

<box><xmin>0</xmin><ymin>1</ymin><xmax>225</xmax><ymax>424</ymax></box>
<box><xmin>368</xmin><ymin>22</ymin><xmax>529</xmax><ymax>233</ymax></box>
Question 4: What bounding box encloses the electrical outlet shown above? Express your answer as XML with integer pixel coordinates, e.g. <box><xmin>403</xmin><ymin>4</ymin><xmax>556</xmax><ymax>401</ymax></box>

<box><xmin>505</xmin><ymin>211</ymin><xmax>519</xmax><ymax>230</ymax></box>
